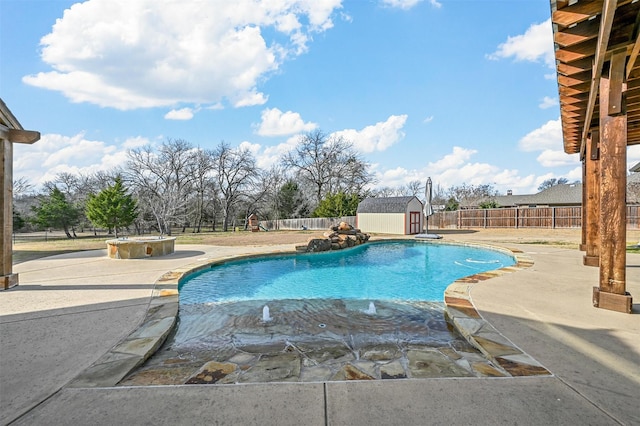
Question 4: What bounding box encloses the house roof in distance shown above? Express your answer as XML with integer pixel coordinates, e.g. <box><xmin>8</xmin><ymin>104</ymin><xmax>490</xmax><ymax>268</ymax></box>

<box><xmin>495</xmin><ymin>184</ymin><xmax>582</xmax><ymax>207</ymax></box>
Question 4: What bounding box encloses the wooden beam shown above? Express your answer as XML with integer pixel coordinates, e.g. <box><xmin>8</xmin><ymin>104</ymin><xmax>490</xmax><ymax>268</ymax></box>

<box><xmin>1</xmin><ymin>139</ymin><xmax>15</xmax><ymax>288</ymax></box>
<box><xmin>555</xmin><ymin>15</ymin><xmax>601</xmax><ymax>47</ymax></box>
<box><xmin>553</xmin><ymin>1</ymin><xmax>605</xmax><ymax>27</ymax></box>
<box><xmin>584</xmin><ymin>130</ymin><xmax>600</xmax><ymax>267</ymax></box>
<box><xmin>558</xmin><ymin>71</ymin><xmax>592</xmax><ymax>87</ymax></box>
<box><xmin>626</xmin><ymin>22</ymin><xmax>640</xmax><ymax>79</ymax></box>
<box><xmin>558</xmin><ymin>59</ymin><xmax>594</xmax><ymax>76</ymax></box>
<box><xmin>0</xmin><ymin>126</ymin><xmax>40</xmax><ymax>144</ymax></box>
<box><xmin>580</xmin><ymin>0</ymin><xmax>619</xmax><ymax>158</ymax></box>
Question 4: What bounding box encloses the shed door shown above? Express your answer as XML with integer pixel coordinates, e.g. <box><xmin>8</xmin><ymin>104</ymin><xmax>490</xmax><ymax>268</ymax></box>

<box><xmin>409</xmin><ymin>211</ymin><xmax>421</xmax><ymax>234</ymax></box>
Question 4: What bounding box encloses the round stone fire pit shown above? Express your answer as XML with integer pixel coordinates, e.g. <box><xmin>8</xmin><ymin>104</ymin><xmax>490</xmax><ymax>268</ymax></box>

<box><xmin>106</xmin><ymin>237</ymin><xmax>176</xmax><ymax>259</ymax></box>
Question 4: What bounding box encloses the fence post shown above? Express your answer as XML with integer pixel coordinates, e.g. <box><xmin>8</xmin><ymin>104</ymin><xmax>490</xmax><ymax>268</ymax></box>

<box><xmin>552</xmin><ymin>207</ymin><xmax>556</xmax><ymax>229</ymax></box>
<box><xmin>483</xmin><ymin>209</ymin><xmax>487</xmax><ymax>228</ymax></box>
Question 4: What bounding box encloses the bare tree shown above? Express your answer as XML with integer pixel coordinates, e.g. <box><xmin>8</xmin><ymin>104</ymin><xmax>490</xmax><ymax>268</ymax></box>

<box><xmin>403</xmin><ymin>180</ymin><xmax>423</xmax><ymax>197</ymax></box>
<box><xmin>370</xmin><ymin>180</ymin><xmax>423</xmax><ymax>198</ymax></box>
<box><xmin>538</xmin><ymin>177</ymin><xmax>569</xmax><ymax>192</ymax></box>
<box><xmin>13</xmin><ymin>177</ymin><xmax>34</xmax><ymax>198</ymax></box>
<box><xmin>124</xmin><ymin>139</ymin><xmax>196</xmax><ymax>235</ymax></box>
<box><xmin>187</xmin><ymin>148</ymin><xmax>216</xmax><ymax>233</ymax></box>
<box><xmin>281</xmin><ymin>130</ymin><xmax>374</xmax><ymax>208</ymax></box>
<box><xmin>447</xmin><ymin>183</ymin><xmax>498</xmax><ymax>209</ymax></box>
<box><xmin>212</xmin><ymin>142</ymin><xmax>259</xmax><ymax>231</ymax></box>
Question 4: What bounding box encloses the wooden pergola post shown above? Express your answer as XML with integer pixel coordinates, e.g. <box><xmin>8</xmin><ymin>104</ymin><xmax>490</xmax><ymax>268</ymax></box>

<box><xmin>593</xmin><ymin>55</ymin><xmax>632</xmax><ymax>313</ymax></box>
<box><xmin>583</xmin><ymin>130</ymin><xmax>600</xmax><ymax>267</ymax></box>
<box><xmin>0</xmin><ymin>99</ymin><xmax>40</xmax><ymax>290</ymax></box>
<box><xmin>552</xmin><ymin>0</ymin><xmax>639</xmax><ymax>314</ymax></box>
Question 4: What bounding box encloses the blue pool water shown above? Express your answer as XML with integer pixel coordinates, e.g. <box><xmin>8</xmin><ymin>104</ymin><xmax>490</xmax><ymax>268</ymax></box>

<box><xmin>178</xmin><ymin>241</ymin><xmax>515</xmax><ymax>304</ymax></box>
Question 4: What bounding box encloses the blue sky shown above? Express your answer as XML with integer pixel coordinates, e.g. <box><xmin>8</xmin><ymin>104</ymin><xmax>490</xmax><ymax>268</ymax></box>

<box><xmin>4</xmin><ymin>0</ymin><xmax>636</xmax><ymax>194</ymax></box>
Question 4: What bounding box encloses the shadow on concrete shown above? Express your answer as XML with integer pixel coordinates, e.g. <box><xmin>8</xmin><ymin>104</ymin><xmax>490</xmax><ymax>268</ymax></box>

<box><xmin>0</xmin><ymin>297</ymin><xmax>152</xmax><ymax>324</ymax></box>
<box><xmin>476</xmin><ymin>309</ymin><xmax>640</xmax><ymax>425</ymax></box>
<box><xmin>0</xmin><ymin>298</ymin><xmax>151</xmax><ymax>425</ymax></box>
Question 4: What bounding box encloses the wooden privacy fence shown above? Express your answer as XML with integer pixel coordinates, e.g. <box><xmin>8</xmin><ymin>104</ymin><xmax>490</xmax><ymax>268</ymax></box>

<box><xmin>260</xmin><ymin>206</ymin><xmax>640</xmax><ymax>231</ymax></box>
<box><xmin>430</xmin><ymin>206</ymin><xmax>640</xmax><ymax>229</ymax></box>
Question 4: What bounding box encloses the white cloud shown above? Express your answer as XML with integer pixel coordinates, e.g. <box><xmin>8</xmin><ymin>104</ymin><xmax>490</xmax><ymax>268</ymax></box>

<box><xmin>370</xmin><ymin>145</ymin><xmax>552</xmax><ymax>195</ymax></box>
<box><xmin>536</xmin><ymin>149</ymin><xmax>580</xmax><ymax>167</ymax></box>
<box><xmin>488</xmin><ymin>18</ymin><xmax>554</xmax><ymax>68</ymax></box>
<box><xmin>423</xmin><ymin>115</ymin><xmax>434</xmax><ymax>123</ymax></box>
<box><xmin>14</xmin><ymin>132</ymin><xmax>143</xmax><ymax>187</ymax></box>
<box><xmin>519</xmin><ymin>118</ymin><xmax>580</xmax><ymax>169</ymax></box>
<box><xmin>255</xmin><ymin>108</ymin><xmax>317</xmax><ymax>136</ymax></box>
<box><xmin>519</xmin><ymin>118</ymin><xmax>562</xmax><ymax>152</ymax></box>
<box><xmin>332</xmin><ymin>114</ymin><xmax>407</xmax><ymax>153</ymax></box>
<box><xmin>238</xmin><ymin>136</ymin><xmax>301</xmax><ymax>170</ymax></box>
<box><xmin>122</xmin><ymin>136</ymin><xmax>151</xmax><ymax>149</ymax></box>
<box><xmin>539</xmin><ymin>96</ymin><xmax>558</xmax><ymax>110</ymax></box>
<box><xmin>565</xmin><ymin>166</ymin><xmax>583</xmax><ymax>182</ymax></box>
<box><xmin>428</xmin><ymin>146</ymin><xmax>475</xmax><ymax>172</ymax></box>
<box><xmin>164</xmin><ymin>108</ymin><xmax>195</xmax><ymax>120</ymax></box>
<box><xmin>23</xmin><ymin>0</ymin><xmax>343</xmax><ymax>111</ymax></box>
<box><xmin>381</xmin><ymin>0</ymin><xmax>440</xmax><ymax>10</ymax></box>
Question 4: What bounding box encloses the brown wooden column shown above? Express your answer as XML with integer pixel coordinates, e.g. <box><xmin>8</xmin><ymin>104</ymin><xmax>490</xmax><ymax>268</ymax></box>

<box><xmin>1</xmin><ymin>137</ymin><xmax>15</xmax><ymax>289</ymax></box>
<box><xmin>0</xmin><ymin>99</ymin><xmax>40</xmax><ymax>290</ymax></box>
<box><xmin>580</xmin><ymin>158</ymin><xmax>586</xmax><ymax>251</ymax></box>
<box><xmin>583</xmin><ymin>130</ymin><xmax>600</xmax><ymax>267</ymax></box>
<box><xmin>594</xmin><ymin>60</ymin><xmax>633</xmax><ymax>313</ymax></box>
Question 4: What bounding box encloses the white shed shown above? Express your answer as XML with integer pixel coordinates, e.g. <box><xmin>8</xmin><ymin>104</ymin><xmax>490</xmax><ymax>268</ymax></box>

<box><xmin>356</xmin><ymin>196</ymin><xmax>424</xmax><ymax>235</ymax></box>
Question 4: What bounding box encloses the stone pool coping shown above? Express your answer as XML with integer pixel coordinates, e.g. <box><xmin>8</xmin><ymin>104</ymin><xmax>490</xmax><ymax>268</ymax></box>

<box><xmin>67</xmin><ymin>239</ymin><xmax>549</xmax><ymax>388</ymax></box>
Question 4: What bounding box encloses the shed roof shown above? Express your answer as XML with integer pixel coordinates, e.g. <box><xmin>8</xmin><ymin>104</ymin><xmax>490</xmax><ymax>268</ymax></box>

<box><xmin>357</xmin><ymin>196</ymin><xmax>421</xmax><ymax>214</ymax></box>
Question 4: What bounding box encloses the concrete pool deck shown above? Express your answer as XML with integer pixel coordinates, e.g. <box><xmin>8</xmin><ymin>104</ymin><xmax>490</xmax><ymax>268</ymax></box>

<box><xmin>1</xmin><ymin>234</ymin><xmax>639</xmax><ymax>425</ymax></box>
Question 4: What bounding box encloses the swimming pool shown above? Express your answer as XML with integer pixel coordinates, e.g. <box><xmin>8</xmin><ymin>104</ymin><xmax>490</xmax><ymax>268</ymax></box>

<box><xmin>179</xmin><ymin>241</ymin><xmax>516</xmax><ymax>304</ymax></box>
<box><xmin>120</xmin><ymin>240</ymin><xmax>522</xmax><ymax>384</ymax></box>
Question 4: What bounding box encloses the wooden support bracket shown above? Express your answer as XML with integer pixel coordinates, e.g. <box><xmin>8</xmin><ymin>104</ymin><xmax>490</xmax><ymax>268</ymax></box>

<box><xmin>608</xmin><ymin>48</ymin><xmax>627</xmax><ymax>116</ymax></box>
<box><xmin>593</xmin><ymin>287</ymin><xmax>633</xmax><ymax>313</ymax></box>
<box><xmin>589</xmin><ymin>130</ymin><xmax>599</xmax><ymax>160</ymax></box>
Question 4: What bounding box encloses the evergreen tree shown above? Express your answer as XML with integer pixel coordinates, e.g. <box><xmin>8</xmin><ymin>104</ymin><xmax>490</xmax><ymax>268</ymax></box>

<box><xmin>86</xmin><ymin>178</ymin><xmax>138</xmax><ymax>238</ymax></box>
<box><xmin>277</xmin><ymin>180</ymin><xmax>310</xmax><ymax>218</ymax></box>
<box><xmin>31</xmin><ymin>187</ymin><xmax>80</xmax><ymax>238</ymax></box>
<box><xmin>13</xmin><ymin>210</ymin><xmax>25</xmax><ymax>232</ymax></box>
<box><xmin>312</xmin><ymin>192</ymin><xmax>361</xmax><ymax>218</ymax></box>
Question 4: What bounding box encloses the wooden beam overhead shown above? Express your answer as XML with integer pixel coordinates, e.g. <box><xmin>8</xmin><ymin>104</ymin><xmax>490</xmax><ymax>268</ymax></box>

<box><xmin>558</xmin><ymin>72</ymin><xmax>592</xmax><ymax>87</ymax></box>
<box><xmin>627</xmin><ymin>28</ymin><xmax>640</xmax><ymax>79</ymax></box>
<box><xmin>558</xmin><ymin>59</ymin><xmax>594</xmax><ymax>76</ymax></box>
<box><xmin>554</xmin><ymin>15</ymin><xmax>601</xmax><ymax>47</ymax></box>
<box><xmin>580</xmin><ymin>0</ymin><xmax>619</xmax><ymax>157</ymax></box>
<box><xmin>553</xmin><ymin>1</ymin><xmax>605</xmax><ymax>27</ymax></box>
